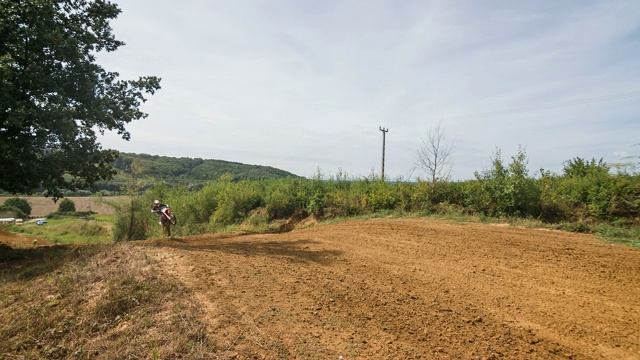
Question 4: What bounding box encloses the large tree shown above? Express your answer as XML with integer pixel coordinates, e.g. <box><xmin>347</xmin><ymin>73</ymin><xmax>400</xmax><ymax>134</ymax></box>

<box><xmin>0</xmin><ymin>0</ymin><xmax>161</xmax><ymax>199</ymax></box>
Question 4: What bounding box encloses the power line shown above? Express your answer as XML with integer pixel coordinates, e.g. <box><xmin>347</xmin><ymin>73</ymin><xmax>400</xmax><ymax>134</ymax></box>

<box><xmin>442</xmin><ymin>90</ymin><xmax>640</xmax><ymax>120</ymax></box>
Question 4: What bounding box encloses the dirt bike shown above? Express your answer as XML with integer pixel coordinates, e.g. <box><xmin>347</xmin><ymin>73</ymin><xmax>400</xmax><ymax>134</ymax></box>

<box><xmin>153</xmin><ymin>206</ymin><xmax>177</xmax><ymax>225</ymax></box>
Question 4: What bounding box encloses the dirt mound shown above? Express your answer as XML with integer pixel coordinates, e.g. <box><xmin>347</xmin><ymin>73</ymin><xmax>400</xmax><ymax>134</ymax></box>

<box><xmin>147</xmin><ymin>218</ymin><xmax>640</xmax><ymax>359</ymax></box>
<box><xmin>299</xmin><ymin>213</ymin><xmax>320</xmax><ymax>228</ymax></box>
<box><xmin>278</xmin><ymin>209</ymin><xmax>316</xmax><ymax>233</ymax></box>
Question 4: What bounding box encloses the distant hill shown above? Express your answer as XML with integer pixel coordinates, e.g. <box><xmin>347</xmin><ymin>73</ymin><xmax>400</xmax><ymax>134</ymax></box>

<box><xmin>87</xmin><ymin>153</ymin><xmax>301</xmax><ymax>193</ymax></box>
<box><xmin>0</xmin><ymin>153</ymin><xmax>301</xmax><ymax>196</ymax></box>
<box><xmin>114</xmin><ymin>153</ymin><xmax>300</xmax><ymax>181</ymax></box>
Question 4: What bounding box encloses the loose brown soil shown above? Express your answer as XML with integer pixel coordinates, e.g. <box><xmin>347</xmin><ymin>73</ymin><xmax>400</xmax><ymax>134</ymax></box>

<box><xmin>0</xmin><ymin>226</ymin><xmax>48</xmax><ymax>247</ymax></box>
<box><xmin>144</xmin><ymin>218</ymin><xmax>640</xmax><ymax>359</ymax></box>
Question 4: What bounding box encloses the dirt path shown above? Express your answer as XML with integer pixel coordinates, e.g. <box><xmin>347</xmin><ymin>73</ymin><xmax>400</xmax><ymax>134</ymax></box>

<box><xmin>146</xmin><ymin>218</ymin><xmax>640</xmax><ymax>359</ymax></box>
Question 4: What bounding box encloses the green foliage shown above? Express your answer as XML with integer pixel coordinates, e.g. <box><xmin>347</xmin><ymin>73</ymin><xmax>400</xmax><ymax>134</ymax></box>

<box><xmin>6</xmin><ymin>217</ymin><xmax>111</xmax><ymax>244</ymax></box>
<box><xmin>110</xmin><ymin>196</ymin><xmax>148</xmax><ymax>241</ymax></box>
<box><xmin>11</xmin><ymin>152</ymin><xmax>301</xmax><ymax>196</ymax></box>
<box><xmin>595</xmin><ymin>223</ymin><xmax>640</xmax><ymax>247</ymax></box>
<box><xmin>474</xmin><ymin>147</ymin><xmax>541</xmax><ymax>217</ymax></box>
<box><xmin>407</xmin><ymin>180</ymin><xmax>433</xmax><ymax>212</ymax></box>
<box><xmin>324</xmin><ymin>186</ymin><xmax>365</xmax><ymax>218</ymax></box>
<box><xmin>0</xmin><ymin>0</ymin><xmax>161</xmax><ymax>199</ymax></box>
<box><xmin>210</xmin><ymin>181</ymin><xmax>262</xmax><ymax>227</ymax></box>
<box><xmin>139</xmin><ymin>150</ymin><xmax>639</xmax><ymax>245</ymax></box>
<box><xmin>366</xmin><ymin>180</ymin><xmax>399</xmax><ymax>212</ymax></box>
<box><xmin>3</xmin><ymin>198</ymin><xmax>31</xmax><ymax>217</ymax></box>
<box><xmin>307</xmin><ymin>191</ymin><xmax>326</xmax><ymax>217</ymax></box>
<box><xmin>57</xmin><ymin>198</ymin><xmax>76</xmax><ymax>213</ymax></box>
<box><xmin>540</xmin><ymin>157</ymin><xmax>640</xmax><ymax>220</ymax></box>
<box><xmin>108</xmin><ymin>161</ymin><xmax>151</xmax><ymax>241</ymax></box>
<box><xmin>537</xmin><ymin>171</ymin><xmax>570</xmax><ymax>223</ymax></box>
<box><xmin>0</xmin><ymin>206</ymin><xmax>27</xmax><ymax>220</ymax></box>
<box><xmin>110</xmin><ymin>153</ymin><xmax>300</xmax><ymax>188</ymax></box>
<box><xmin>264</xmin><ymin>178</ymin><xmax>307</xmax><ymax>220</ymax></box>
<box><xmin>306</xmin><ymin>172</ymin><xmax>328</xmax><ymax>217</ymax></box>
<box><xmin>562</xmin><ymin>157</ymin><xmax>609</xmax><ymax>178</ymax></box>
<box><xmin>154</xmin><ymin>184</ymin><xmax>217</xmax><ymax>236</ymax></box>
<box><xmin>245</xmin><ymin>208</ymin><xmax>270</xmax><ymax>228</ymax></box>
<box><xmin>68</xmin><ymin>221</ymin><xmax>107</xmax><ymax>237</ymax></box>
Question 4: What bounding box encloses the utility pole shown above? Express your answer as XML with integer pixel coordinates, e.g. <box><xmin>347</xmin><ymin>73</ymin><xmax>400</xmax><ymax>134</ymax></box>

<box><xmin>379</xmin><ymin>126</ymin><xmax>389</xmax><ymax>181</ymax></box>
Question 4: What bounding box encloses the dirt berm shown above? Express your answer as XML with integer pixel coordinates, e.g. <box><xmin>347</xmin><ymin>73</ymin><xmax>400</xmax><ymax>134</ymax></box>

<box><xmin>147</xmin><ymin>218</ymin><xmax>640</xmax><ymax>359</ymax></box>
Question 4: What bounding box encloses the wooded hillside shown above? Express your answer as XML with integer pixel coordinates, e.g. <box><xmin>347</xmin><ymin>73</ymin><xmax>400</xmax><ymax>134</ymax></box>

<box><xmin>114</xmin><ymin>153</ymin><xmax>299</xmax><ymax>181</ymax></box>
<box><xmin>1</xmin><ymin>153</ymin><xmax>300</xmax><ymax>196</ymax></box>
<box><xmin>88</xmin><ymin>153</ymin><xmax>301</xmax><ymax>193</ymax></box>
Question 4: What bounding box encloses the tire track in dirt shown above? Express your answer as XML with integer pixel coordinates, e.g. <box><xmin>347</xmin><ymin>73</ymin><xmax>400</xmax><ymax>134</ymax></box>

<box><xmin>146</xmin><ymin>218</ymin><xmax>640</xmax><ymax>359</ymax></box>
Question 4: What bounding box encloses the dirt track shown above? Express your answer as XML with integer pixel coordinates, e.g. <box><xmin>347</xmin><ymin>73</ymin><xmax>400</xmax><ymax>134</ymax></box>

<box><xmin>147</xmin><ymin>218</ymin><xmax>640</xmax><ymax>359</ymax></box>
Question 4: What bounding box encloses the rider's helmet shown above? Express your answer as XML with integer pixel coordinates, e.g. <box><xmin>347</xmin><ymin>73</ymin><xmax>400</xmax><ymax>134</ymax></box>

<box><xmin>153</xmin><ymin>200</ymin><xmax>160</xmax><ymax>205</ymax></box>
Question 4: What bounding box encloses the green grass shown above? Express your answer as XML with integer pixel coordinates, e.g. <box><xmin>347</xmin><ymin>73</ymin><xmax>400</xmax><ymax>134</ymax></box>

<box><xmin>8</xmin><ymin>216</ymin><xmax>112</xmax><ymax>245</ymax></box>
<box><xmin>93</xmin><ymin>213</ymin><xmax>116</xmax><ymax>222</ymax></box>
<box><xmin>594</xmin><ymin>224</ymin><xmax>640</xmax><ymax>247</ymax></box>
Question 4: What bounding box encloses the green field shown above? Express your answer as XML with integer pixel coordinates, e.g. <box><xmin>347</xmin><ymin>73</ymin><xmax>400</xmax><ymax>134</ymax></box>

<box><xmin>6</xmin><ymin>216</ymin><xmax>114</xmax><ymax>245</ymax></box>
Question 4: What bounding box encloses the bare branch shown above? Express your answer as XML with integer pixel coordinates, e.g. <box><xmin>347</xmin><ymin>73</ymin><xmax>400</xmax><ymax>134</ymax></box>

<box><xmin>414</xmin><ymin>122</ymin><xmax>455</xmax><ymax>185</ymax></box>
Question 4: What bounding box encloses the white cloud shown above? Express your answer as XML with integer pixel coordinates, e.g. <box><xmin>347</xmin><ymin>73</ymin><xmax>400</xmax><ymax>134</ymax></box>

<box><xmin>97</xmin><ymin>0</ymin><xmax>640</xmax><ymax>179</ymax></box>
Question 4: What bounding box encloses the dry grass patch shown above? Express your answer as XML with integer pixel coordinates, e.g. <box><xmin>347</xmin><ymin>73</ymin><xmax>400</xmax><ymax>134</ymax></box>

<box><xmin>0</xmin><ymin>242</ymin><xmax>217</xmax><ymax>359</ymax></box>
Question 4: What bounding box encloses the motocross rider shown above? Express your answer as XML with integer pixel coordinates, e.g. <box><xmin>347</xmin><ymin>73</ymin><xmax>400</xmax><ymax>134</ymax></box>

<box><xmin>151</xmin><ymin>200</ymin><xmax>169</xmax><ymax>224</ymax></box>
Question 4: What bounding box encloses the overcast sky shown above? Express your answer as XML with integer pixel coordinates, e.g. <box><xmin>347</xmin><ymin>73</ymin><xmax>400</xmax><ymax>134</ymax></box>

<box><xmin>97</xmin><ymin>0</ymin><xmax>640</xmax><ymax>180</ymax></box>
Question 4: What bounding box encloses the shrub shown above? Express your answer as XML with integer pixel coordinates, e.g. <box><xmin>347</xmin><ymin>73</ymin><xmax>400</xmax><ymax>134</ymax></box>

<box><xmin>165</xmin><ymin>190</ymin><xmax>209</xmax><ymax>236</ymax></box>
<box><xmin>111</xmin><ymin>196</ymin><xmax>149</xmax><ymax>241</ymax></box>
<box><xmin>307</xmin><ymin>191</ymin><xmax>326</xmax><ymax>217</ymax></box>
<box><xmin>474</xmin><ymin>147</ymin><xmax>541</xmax><ymax>217</ymax></box>
<box><xmin>392</xmin><ymin>181</ymin><xmax>414</xmax><ymax>212</ymax></box>
<box><xmin>306</xmin><ymin>176</ymin><xmax>328</xmax><ymax>217</ymax></box>
<box><xmin>542</xmin><ymin>158</ymin><xmax>640</xmax><ymax>221</ymax></box>
<box><xmin>324</xmin><ymin>188</ymin><xmax>364</xmax><ymax>218</ymax></box>
<box><xmin>366</xmin><ymin>180</ymin><xmax>399</xmax><ymax>212</ymax></box>
<box><xmin>58</xmin><ymin>198</ymin><xmax>76</xmax><ymax>213</ymax></box>
<box><xmin>3</xmin><ymin>198</ymin><xmax>31</xmax><ymax>217</ymax></box>
<box><xmin>162</xmin><ymin>182</ymin><xmax>220</xmax><ymax>234</ymax></box>
<box><xmin>244</xmin><ymin>207</ymin><xmax>270</xmax><ymax>227</ymax></box>
<box><xmin>0</xmin><ymin>205</ymin><xmax>27</xmax><ymax>219</ymax></box>
<box><xmin>210</xmin><ymin>181</ymin><xmax>262</xmax><ymax>226</ymax></box>
<box><xmin>409</xmin><ymin>180</ymin><xmax>434</xmax><ymax>212</ymax></box>
<box><xmin>264</xmin><ymin>179</ymin><xmax>304</xmax><ymax>219</ymax></box>
<box><xmin>69</xmin><ymin>221</ymin><xmax>107</xmax><ymax>236</ymax></box>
